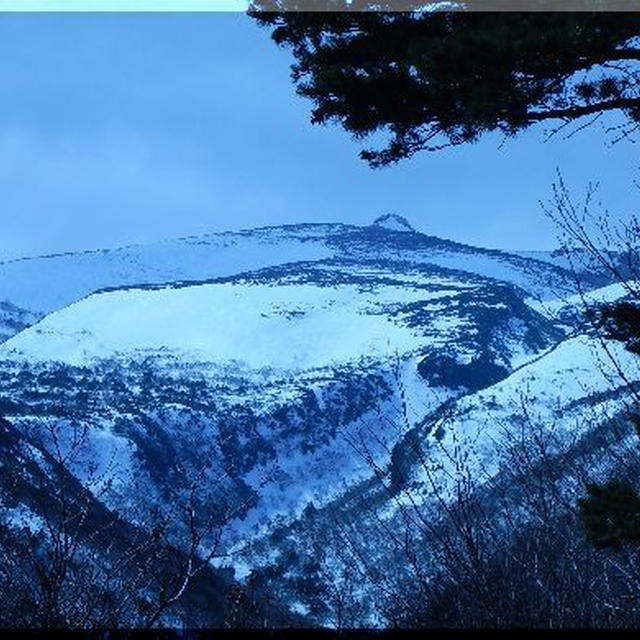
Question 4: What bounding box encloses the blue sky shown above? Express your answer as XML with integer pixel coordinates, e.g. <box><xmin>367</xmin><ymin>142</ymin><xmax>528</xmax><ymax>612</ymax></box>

<box><xmin>0</xmin><ymin>11</ymin><xmax>638</xmax><ymax>261</ymax></box>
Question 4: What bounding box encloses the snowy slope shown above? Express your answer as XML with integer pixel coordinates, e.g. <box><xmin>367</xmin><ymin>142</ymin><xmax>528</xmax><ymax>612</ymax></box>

<box><xmin>1</xmin><ymin>261</ymin><xmax>556</xmax><ymax>371</ymax></box>
<box><xmin>527</xmin><ymin>280</ymin><xmax>638</xmax><ymax>322</ymax></box>
<box><xmin>0</xmin><ymin>220</ymin><xmax>604</xmax><ymax>343</ymax></box>
<box><xmin>231</xmin><ymin>330</ymin><xmax>640</xmax><ymax>624</ymax></box>
<box><xmin>0</xmin><ymin>218</ymin><xmax>630</xmax><ymax>626</ymax></box>
<box><xmin>0</xmin><ymin>273</ymin><xmax>469</xmax><ymax>369</ymax></box>
<box><xmin>394</xmin><ymin>333</ymin><xmax>639</xmax><ymax>503</ymax></box>
<box><xmin>517</xmin><ymin>247</ymin><xmax>638</xmax><ymax>286</ymax></box>
<box><xmin>0</xmin><ymin>225</ymin><xmax>336</xmax><ymax>317</ymax></box>
<box><xmin>0</xmin><ymin>258</ymin><xmax>562</xmax><ymax>554</ymax></box>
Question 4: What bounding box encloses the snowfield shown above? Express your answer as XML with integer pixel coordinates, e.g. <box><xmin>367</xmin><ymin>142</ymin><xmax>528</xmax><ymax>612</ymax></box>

<box><xmin>1</xmin><ymin>277</ymin><xmax>472</xmax><ymax>370</ymax></box>
<box><xmin>0</xmin><ymin>219</ymin><xmax>596</xmax><ymax>344</ymax></box>
<box><xmin>394</xmin><ymin>333</ymin><xmax>640</xmax><ymax>508</ymax></box>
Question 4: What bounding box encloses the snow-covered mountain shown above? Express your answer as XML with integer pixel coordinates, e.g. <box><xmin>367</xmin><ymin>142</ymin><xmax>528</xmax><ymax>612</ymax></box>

<box><xmin>0</xmin><ymin>218</ymin><xmax>632</xmax><ymax>627</ymax></box>
<box><xmin>0</xmin><ymin>255</ymin><xmax>563</xmax><ymax>546</ymax></box>
<box><xmin>230</xmin><ymin>325</ymin><xmax>640</xmax><ymax>625</ymax></box>
<box><xmin>0</xmin><ymin>220</ymin><xmax>605</xmax><ymax>343</ymax></box>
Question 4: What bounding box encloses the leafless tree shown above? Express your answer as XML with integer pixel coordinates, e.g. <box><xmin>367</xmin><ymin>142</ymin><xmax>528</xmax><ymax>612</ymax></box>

<box><xmin>0</xmin><ymin>415</ymin><xmax>268</xmax><ymax>628</ymax></box>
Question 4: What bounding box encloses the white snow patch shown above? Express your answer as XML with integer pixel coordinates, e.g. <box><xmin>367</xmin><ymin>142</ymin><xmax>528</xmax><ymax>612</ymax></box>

<box><xmin>2</xmin><ymin>504</ymin><xmax>45</xmax><ymax>533</ymax></box>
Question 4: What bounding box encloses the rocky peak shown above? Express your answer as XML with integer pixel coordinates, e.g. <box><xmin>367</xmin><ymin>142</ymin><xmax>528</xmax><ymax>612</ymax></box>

<box><xmin>371</xmin><ymin>214</ymin><xmax>415</xmax><ymax>232</ymax></box>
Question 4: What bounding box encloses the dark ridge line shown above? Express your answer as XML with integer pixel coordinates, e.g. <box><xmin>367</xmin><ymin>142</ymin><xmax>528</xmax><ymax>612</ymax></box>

<box><xmin>0</xmin><ymin>220</ymin><xmax>577</xmax><ymax>282</ymax></box>
<box><xmin>0</xmin><ymin>221</ymin><xmax>358</xmax><ymax>267</ymax></box>
<box><xmin>89</xmin><ymin>257</ymin><xmax>534</xmax><ymax>299</ymax></box>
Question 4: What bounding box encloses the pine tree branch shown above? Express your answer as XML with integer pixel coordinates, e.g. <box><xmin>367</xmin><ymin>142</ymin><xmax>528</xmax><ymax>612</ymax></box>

<box><xmin>526</xmin><ymin>97</ymin><xmax>640</xmax><ymax>123</ymax></box>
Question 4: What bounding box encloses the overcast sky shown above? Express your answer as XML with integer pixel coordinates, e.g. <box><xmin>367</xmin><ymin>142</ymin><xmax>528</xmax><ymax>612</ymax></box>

<box><xmin>0</xmin><ymin>11</ymin><xmax>638</xmax><ymax>261</ymax></box>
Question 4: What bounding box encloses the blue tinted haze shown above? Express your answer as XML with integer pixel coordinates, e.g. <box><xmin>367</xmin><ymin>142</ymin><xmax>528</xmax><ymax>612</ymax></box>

<box><xmin>0</xmin><ymin>12</ymin><xmax>637</xmax><ymax>260</ymax></box>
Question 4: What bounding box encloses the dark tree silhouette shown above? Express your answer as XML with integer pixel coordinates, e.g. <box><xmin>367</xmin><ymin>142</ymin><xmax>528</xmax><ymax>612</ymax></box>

<box><xmin>250</xmin><ymin>3</ymin><xmax>640</xmax><ymax>166</ymax></box>
<box><xmin>577</xmin><ymin>300</ymin><xmax>640</xmax><ymax>550</ymax></box>
<box><xmin>543</xmin><ymin>177</ymin><xmax>640</xmax><ymax>554</ymax></box>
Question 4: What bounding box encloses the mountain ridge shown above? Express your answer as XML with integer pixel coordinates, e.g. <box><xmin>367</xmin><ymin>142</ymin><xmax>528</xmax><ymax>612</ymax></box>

<box><xmin>0</xmin><ymin>219</ymin><xmax>605</xmax><ymax>344</ymax></box>
<box><xmin>0</xmin><ymin>216</ymin><xmax>632</xmax><ymax>626</ymax></box>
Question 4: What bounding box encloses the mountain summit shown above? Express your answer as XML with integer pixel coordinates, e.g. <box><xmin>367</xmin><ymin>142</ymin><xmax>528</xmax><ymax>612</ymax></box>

<box><xmin>371</xmin><ymin>213</ymin><xmax>415</xmax><ymax>232</ymax></box>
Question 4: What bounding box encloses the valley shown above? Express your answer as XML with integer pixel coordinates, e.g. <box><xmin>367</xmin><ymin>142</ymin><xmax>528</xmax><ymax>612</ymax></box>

<box><xmin>0</xmin><ymin>216</ymin><xmax>636</xmax><ymax>627</ymax></box>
